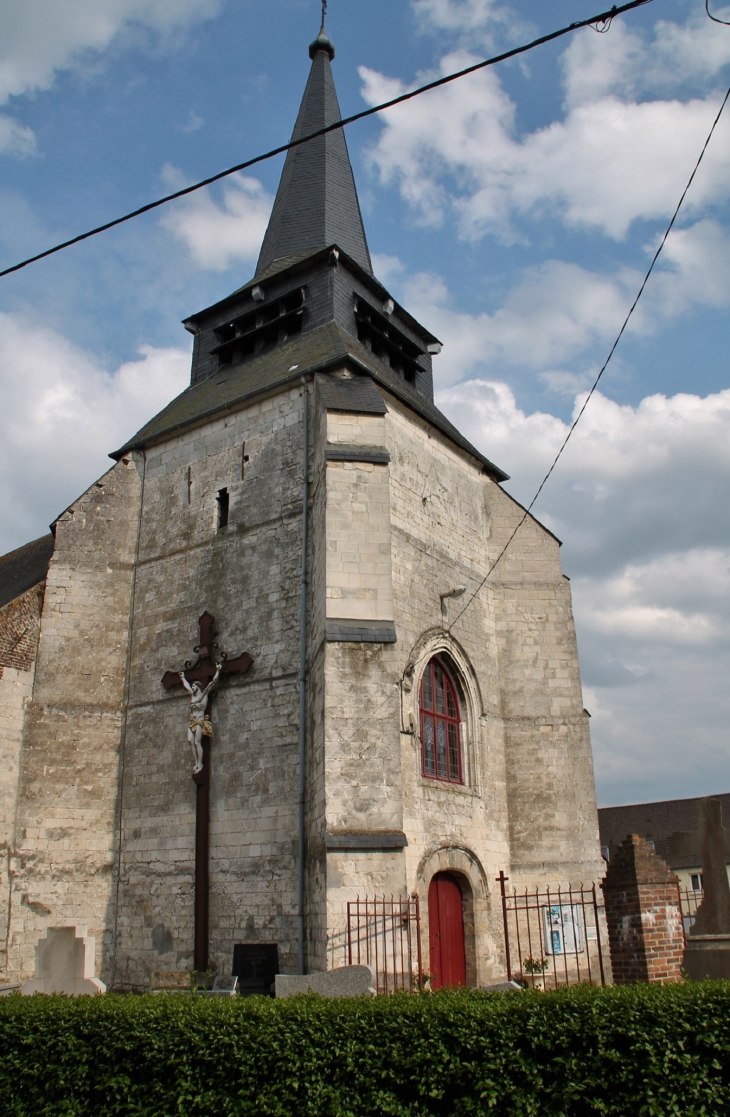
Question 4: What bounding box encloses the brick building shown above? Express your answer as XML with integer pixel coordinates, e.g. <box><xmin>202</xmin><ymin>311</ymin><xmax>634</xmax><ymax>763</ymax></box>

<box><xmin>0</xmin><ymin>24</ymin><xmax>603</xmax><ymax>991</ymax></box>
<box><xmin>599</xmin><ymin>794</ymin><xmax>730</xmax><ymax>895</ymax></box>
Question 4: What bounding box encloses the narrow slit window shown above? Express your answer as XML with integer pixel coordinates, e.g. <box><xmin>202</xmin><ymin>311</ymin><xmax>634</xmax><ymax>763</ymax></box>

<box><xmin>217</xmin><ymin>488</ymin><xmax>229</xmax><ymax>530</ymax></box>
<box><xmin>241</xmin><ymin>442</ymin><xmax>249</xmax><ymax>480</ymax></box>
<box><xmin>187</xmin><ymin>466</ymin><xmax>192</xmax><ymax>504</ymax></box>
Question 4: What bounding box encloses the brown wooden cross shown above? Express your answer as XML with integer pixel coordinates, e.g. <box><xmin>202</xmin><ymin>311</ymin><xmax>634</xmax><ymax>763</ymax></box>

<box><xmin>162</xmin><ymin>611</ymin><xmax>253</xmax><ymax>972</ymax></box>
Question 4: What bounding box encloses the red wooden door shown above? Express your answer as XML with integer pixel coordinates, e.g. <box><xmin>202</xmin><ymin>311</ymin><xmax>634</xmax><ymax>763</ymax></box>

<box><xmin>428</xmin><ymin>873</ymin><xmax>466</xmax><ymax>988</ymax></box>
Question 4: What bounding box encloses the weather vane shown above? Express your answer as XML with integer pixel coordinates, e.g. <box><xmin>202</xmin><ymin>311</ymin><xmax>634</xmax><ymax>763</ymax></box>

<box><xmin>321</xmin><ymin>0</ymin><xmax>327</xmax><ymax>31</ymax></box>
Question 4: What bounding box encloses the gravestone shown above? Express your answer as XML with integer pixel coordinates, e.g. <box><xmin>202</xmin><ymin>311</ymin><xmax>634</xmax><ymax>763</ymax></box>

<box><xmin>205</xmin><ymin>974</ymin><xmax>238</xmax><ymax>997</ymax></box>
<box><xmin>684</xmin><ymin>799</ymin><xmax>730</xmax><ymax>980</ymax></box>
<box><xmin>21</xmin><ymin>927</ymin><xmax>106</xmax><ymax>995</ymax></box>
<box><xmin>275</xmin><ymin>965</ymin><xmax>376</xmax><ymax>998</ymax></box>
<box><xmin>232</xmin><ymin>943</ymin><xmax>279</xmax><ymax>995</ymax></box>
<box><xmin>480</xmin><ymin>979</ymin><xmax>523</xmax><ymax>992</ymax></box>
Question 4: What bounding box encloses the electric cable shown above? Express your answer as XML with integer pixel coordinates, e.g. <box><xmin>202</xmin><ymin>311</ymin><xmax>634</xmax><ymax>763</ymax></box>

<box><xmin>446</xmin><ymin>79</ymin><xmax>730</xmax><ymax>636</ymax></box>
<box><xmin>0</xmin><ymin>0</ymin><xmax>652</xmax><ymax>281</ymax></box>
<box><xmin>706</xmin><ymin>0</ymin><xmax>730</xmax><ymax>26</ymax></box>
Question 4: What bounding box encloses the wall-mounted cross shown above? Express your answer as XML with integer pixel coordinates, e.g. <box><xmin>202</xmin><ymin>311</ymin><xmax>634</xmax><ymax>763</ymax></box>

<box><xmin>162</xmin><ymin>611</ymin><xmax>253</xmax><ymax>971</ymax></box>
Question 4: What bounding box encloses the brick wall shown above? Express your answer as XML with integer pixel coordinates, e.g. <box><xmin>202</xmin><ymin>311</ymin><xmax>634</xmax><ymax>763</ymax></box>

<box><xmin>0</xmin><ymin>583</ymin><xmax>43</xmax><ymax>674</ymax></box>
<box><xmin>602</xmin><ymin>834</ymin><xmax>684</xmax><ymax>984</ymax></box>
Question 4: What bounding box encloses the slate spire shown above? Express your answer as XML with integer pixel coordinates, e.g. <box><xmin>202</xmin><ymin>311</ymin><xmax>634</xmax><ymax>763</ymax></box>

<box><xmin>255</xmin><ymin>20</ymin><xmax>373</xmax><ymax>277</ymax></box>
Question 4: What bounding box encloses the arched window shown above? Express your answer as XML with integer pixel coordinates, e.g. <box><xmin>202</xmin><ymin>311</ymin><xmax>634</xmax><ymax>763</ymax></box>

<box><xmin>420</xmin><ymin>658</ymin><xmax>462</xmax><ymax>783</ymax></box>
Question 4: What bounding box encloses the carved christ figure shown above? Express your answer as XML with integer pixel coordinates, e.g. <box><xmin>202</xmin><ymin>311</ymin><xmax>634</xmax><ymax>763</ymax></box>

<box><xmin>179</xmin><ymin>664</ymin><xmax>222</xmax><ymax>774</ymax></box>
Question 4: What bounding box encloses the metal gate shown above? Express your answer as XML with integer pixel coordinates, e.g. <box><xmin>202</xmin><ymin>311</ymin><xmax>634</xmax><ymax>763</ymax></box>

<box><xmin>497</xmin><ymin>871</ymin><xmax>606</xmax><ymax>988</ymax></box>
<box><xmin>677</xmin><ymin>885</ymin><xmax>704</xmax><ymax>938</ymax></box>
<box><xmin>347</xmin><ymin>895</ymin><xmax>423</xmax><ymax>993</ymax></box>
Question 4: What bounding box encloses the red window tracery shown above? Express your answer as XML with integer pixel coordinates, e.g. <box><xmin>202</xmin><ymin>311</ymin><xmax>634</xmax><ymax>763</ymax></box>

<box><xmin>420</xmin><ymin>658</ymin><xmax>462</xmax><ymax>783</ymax></box>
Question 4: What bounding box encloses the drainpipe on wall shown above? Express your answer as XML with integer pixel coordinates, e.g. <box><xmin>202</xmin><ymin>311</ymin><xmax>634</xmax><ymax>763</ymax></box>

<box><xmin>297</xmin><ymin>377</ymin><xmax>309</xmax><ymax>976</ymax></box>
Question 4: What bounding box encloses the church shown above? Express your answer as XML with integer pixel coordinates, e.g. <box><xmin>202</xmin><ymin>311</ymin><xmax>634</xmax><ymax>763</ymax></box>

<box><xmin>0</xmin><ymin>22</ymin><xmax>603</xmax><ymax>992</ymax></box>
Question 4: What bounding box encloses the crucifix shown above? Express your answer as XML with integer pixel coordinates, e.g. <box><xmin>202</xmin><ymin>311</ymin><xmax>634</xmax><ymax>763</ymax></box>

<box><xmin>162</xmin><ymin>611</ymin><xmax>253</xmax><ymax>972</ymax></box>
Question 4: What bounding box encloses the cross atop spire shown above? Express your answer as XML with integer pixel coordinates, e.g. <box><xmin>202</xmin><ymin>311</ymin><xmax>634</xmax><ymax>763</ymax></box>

<box><xmin>254</xmin><ymin>15</ymin><xmax>372</xmax><ymax>277</ymax></box>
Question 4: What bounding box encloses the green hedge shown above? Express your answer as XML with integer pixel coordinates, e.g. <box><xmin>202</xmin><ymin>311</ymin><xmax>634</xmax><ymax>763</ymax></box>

<box><xmin>1</xmin><ymin>983</ymin><xmax>730</xmax><ymax>1116</ymax></box>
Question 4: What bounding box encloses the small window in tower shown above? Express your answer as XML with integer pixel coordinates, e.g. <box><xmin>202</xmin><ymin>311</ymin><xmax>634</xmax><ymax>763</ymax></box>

<box><xmin>241</xmin><ymin>442</ymin><xmax>249</xmax><ymax>480</ymax></box>
<box><xmin>216</xmin><ymin>488</ymin><xmax>229</xmax><ymax>530</ymax></box>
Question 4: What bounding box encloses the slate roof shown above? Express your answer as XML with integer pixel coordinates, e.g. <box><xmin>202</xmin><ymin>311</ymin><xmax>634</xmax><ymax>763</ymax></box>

<box><xmin>255</xmin><ymin>37</ymin><xmax>372</xmax><ymax>278</ymax></box>
<box><xmin>112</xmin><ymin>321</ymin><xmax>508</xmax><ymax>481</ymax></box>
<box><xmin>191</xmin><ymin>245</ymin><xmax>441</xmax><ymax>350</ymax></box>
<box><xmin>0</xmin><ymin>534</ymin><xmax>54</xmax><ymax>610</ymax></box>
<box><xmin>598</xmin><ymin>793</ymin><xmax>730</xmax><ymax>869</ymax></box>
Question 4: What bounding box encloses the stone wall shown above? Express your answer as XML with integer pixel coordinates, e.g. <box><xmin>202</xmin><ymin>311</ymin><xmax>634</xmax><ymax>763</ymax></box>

<box><xmin>6</xmin><ymin>458</ymin><xmax>143</xmax><ymax>984</ymax></box>
<box><xmin>320</xmin><ymin>386</ymin><xmax>603</xmax><ymax>984</ymax></box>
<box><xmin>0</xmin><ymin>583</ymin><xmax>44</xmax><ymax>973</ymax></box>
<box><xmin>112</xmin><ymin>386</ymin><xmax>309</xmax><ymax>987</ymax></box>
<box><xmin>324</xmin><ymin>410</ymin><xmax>394</xmax><ymax>624</ymax></box>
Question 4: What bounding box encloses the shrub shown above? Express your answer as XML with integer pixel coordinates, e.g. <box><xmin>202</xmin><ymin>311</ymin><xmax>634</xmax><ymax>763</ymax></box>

<box><xmin>1</xmin><ymin>982</ymin><xmax>729</xmax><ymax>1115</ymax></box>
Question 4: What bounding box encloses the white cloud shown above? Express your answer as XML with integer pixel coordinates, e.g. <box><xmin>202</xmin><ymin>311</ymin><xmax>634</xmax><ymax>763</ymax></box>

<box><xmin>160</xmin><ymin>169</ymin><xmax>273</xmax><ymax>272</ymax></box>
<box><xmin>562</xmin><ymin>12</ymin><xmax>730</xmax><ymax>109</ymax></box>
<box><xmin>405</xmin><ymin>261</ymin><xmax>633</xmax><ymax>384</ymax></box>
<box><xmin>0</xmin><ymin>0</ymin><xmax>221</xmax><ymax>105</ymax></box>
<box><xmin>437</xmin><ymin>379</ymin><xmax>730</xmax><ymax>572</ymax></box>
<box><xmin>0</xmin><ymin>311</ymin><xmax>189</xmax><ymax>554</ymax></box>
<box><xmin>436</xmin><ymin>377</ymin><xmax>730</xmax><ymax>803</ymax></box>
<box><xmin>178</xmin><ymin>110</ymin><xmax>204</xmax><ymax>134</ymax></box>
<box><xmin>360</xmin><ymin>44</ymin><xmax>730</xmax><ymax>242</ymax></box>
<box><xmin>574</xmin><ymin>550</ymin><xmax>730</xmax><ymax>648</ymax></box>
<box><xmin>411</xmin><ymin>0</ymin><xmax>521</xmax><ymax>43</ymax></box>
<box><xmin>0</xmin><ymin>115</ymin><xmax>36</xmax><ymax>157</ymax></box>
<box><xmin>574</xmin><ymin>548</ymin><xmax>730</xmax><ymax>803</ymax></box>
<box><xmin>371</xmin><ymin>253</ymin><xmax>405</xmax><ymax>286</ymax></box>
<box><xmin>404</xmin><ymin>220</ymin><xmax>730</xmax><ymax>385</ymax></box>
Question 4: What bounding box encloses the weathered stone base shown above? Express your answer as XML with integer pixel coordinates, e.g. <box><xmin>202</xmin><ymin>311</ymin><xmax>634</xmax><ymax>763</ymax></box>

<box><xmin>21</xmin><ymin>926</ymin><xmax>106</xmax><ymax>995</ymax></box>
<box><xmin>275</xmin><ymin>965</ymin><xmax>375</xmax><ymax>998</ymax></box>
<box><xmin>683</xmin><ymin>934</ymin><xmax>730</xmax><ymax>981</ymax></box>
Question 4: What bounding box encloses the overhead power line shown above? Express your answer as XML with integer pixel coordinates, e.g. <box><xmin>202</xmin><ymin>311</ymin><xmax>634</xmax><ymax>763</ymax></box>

<box><xmin>446</xmin><ymin>80</ymin><xmax>730</xmax><ymax>636</ymax></box>
<box><xmin>706</xmin><ymin>0</ymin><xmax>730</xmax><ymax>26</ymax></box>
<box><xmin>0</xmin><ymin>0</ymin><xmax>652</xmax><ymax>282</ymax></box>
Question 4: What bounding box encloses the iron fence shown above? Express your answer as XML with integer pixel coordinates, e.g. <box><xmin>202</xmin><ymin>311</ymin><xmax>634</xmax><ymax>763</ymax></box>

<box><xmin>347</xmin><ymin>895</ymin><xmax>423</xmax><ymax>994</ymax></box>
<box><xmin>497</xmin><ymin>871</ymin><xmax>606</xmax><ymax>989</ymax></box>
<box><xmin>677</xmin><ymin>886</ymin><xmax>704</xmax><ymax>939</ymax></box>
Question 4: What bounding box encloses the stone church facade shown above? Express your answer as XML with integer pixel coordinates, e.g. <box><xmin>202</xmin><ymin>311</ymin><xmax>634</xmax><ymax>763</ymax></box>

<box><xmin>0</xmin><ymin>26</ymin><xmax>603</xmax><ymax>991</ymax></box>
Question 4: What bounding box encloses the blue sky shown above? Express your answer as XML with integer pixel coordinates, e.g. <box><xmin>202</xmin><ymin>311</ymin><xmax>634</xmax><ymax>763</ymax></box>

<box><xmin>0</xmin><ymin>0</ymin><xmax>729</xmax><ymax>807</ymax></box>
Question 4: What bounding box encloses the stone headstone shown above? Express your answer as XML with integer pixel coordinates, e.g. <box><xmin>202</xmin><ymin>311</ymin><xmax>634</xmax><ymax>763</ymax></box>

<box><xmin>684</xmin><ymin>799</ymin><xmax>730</xmax><ymax>980</ymax></box>
<box><xmin>480</xmin><ymin>979</ymin><xmax>523</xmax><ymax>992</ymax></box>
<box><xmin>232</xmin><ymin>943</ymin><xmax>279</xmax><ymax>995</ymax></box>
<box><xmin>205</xmin><ymin>974</ymin><xmax>238</xmax><ymax>997</ymax></box>
<box><xmin>21</xmin><ymin>926</ymin><xmax>106</xmax><ymax>995</ymax></box>
<box><xmin>275</xmin><ymin>965</ymin><xmax>376</xmax><ymax>998</ymax></box>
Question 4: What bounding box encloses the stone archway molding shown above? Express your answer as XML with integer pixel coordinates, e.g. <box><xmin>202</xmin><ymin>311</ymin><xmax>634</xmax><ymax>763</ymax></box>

<box><xmin>403</xmin><ymin>628</ymin><xmax>485</xmax><ymax>718</ymax></box>
<box><xmin>402</xmin><ymin>629</ymin><xmax>485</xmax><ymax>791</ymax></box>
<box><xmin>414</xmin><ymin>844</ymin><xmax>491</xmax><ymax>988</ymax></box>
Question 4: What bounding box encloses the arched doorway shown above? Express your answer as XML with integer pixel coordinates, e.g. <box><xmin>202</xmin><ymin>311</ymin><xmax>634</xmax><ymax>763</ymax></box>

<box><xmin>428</xmin><ymin>872</ymin><xmax>466</xmax><ymax>988</ymax></box>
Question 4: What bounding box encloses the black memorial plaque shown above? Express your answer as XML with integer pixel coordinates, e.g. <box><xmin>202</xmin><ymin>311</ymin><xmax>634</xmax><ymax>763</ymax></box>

<box><xmin>232</xmin><ymin>943</ymin><xmax>279</xmax><ymax>996</ymax></box>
